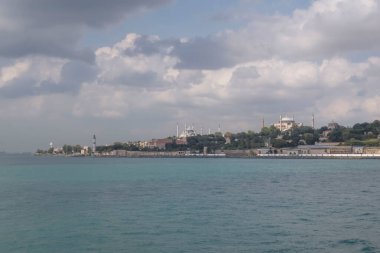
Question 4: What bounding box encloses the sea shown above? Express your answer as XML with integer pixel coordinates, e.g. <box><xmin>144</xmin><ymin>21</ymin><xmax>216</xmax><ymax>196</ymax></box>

<box><xmin>0</xmin><ymin>153</ymin><xmax>379</xmax><ymax>253</ymax></box>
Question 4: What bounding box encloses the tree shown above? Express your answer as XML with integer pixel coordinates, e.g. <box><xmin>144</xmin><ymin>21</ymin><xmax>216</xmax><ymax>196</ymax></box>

<box><xmin>272</xmin><ymin>139</ymin><xmax>288</xmax><ymax>148</ymax></box>
<box><xmin>303</xmin><ymin>133</ymin><xmax>317</xmax><ymax>145</ymax></box>
<box><xmin>318</xmin><ymin>126</ymin><xmax>328</xmax><ymax>134</ymax></box>
<box><xmin>36</xmin><ymin>149</ymin><xmax>45</xmax><ymax>154</ymax></box>
<box><xmin>48</xmin><ymin>147</ymin><xmax>54</xmax><ymax>154</ymax></box>
<box><xmin>62</xmin><ymin>144</ymin><xmax>73</xmax><ymax>154</ymax></box>
<box><xmin>113</xmin><ymin>142</ymin><xmax>123</xmax><ymax>150</ymax></box>
<box><xmin>260</xmin><ymin>126</ymin><xmax>280</xmax><ymax>139</ymax></box>
<box><xmin>73</xmin><ymin>145</ymin><xmax>82</xmax><ymax>153</ymax></box>
<box><xmin>329</xmin><ymin>129</ymin><xmax>344</xmax><ymax>142</ymax></box>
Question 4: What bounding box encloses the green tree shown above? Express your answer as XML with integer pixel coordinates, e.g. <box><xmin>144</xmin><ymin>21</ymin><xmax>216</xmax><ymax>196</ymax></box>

<box><xmin>303</xmin><ymin>133</ymin><xmax>316</xmax><ymax>145</ymax></box>
<box><xmin>62</xmin><ymin>144</ymin><xmax>73</xmax><ymax>154</ymax></box>
<box><xmin>272</xmin><ymin>139</ymin><xmax>288</xmax><ymax>148</ymax></box>
<box><xmin>260</xmin><ymin>126</ymin><xmax>280</xmax><ymax>139</ymax></box>
<box><xmin>48</xmin><ymin>147</ymin><xmax>54</xmax><ymax>154</ymax></box>
<box><xmin>329</xmin><ymin>129</ymin><xmax>344</xmax><ymax>142</ymax></box>
<box><xmin>73</xmin><ymin>145</ymin><xmax>82</xmax><ymax>153</ymax></box>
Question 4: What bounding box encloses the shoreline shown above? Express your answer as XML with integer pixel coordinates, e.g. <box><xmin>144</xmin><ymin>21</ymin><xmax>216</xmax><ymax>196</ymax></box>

<box><xmin>34</xmin><ymin>153</ymin><xmax>380</xmax><ymax>159</ymax></box>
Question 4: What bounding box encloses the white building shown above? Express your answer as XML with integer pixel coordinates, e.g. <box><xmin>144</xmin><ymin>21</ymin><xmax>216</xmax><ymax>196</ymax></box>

<box><xmin>81</xmin><ymin>146</ymin><xmax>89</xmax><ymax>155</ymax></box>
<box><xmin>273</xmin><ymin>116</ymin><xmax>303</xmax><ymax>132</ymax></box>
<box><xmin>179</xmin><ymin>126</ymin><xmax>197</xmax><ymax>138</ymax></box>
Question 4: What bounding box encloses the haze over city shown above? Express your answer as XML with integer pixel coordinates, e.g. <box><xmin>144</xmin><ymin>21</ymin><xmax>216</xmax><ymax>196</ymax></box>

<box><xmin>0</xmin><ymin>0</ymin><xmax>379</xmax><ymax>152</ymax></box>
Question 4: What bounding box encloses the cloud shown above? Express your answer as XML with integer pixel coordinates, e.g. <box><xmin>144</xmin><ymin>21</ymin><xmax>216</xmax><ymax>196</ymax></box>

<box><xmin>121</xmin><ymin>0</ymin><xmax>378</xmax><ymax>72</ymax></box>
<box><xmin>2</xmin><ymin>30</ymin><xmax>380</xmax><ymax>126</ymax></box>
<box><xmin>174</xmin><ymin>0</ymin><xmax>380</xmax><ymax>70</ymax></box>
<box><xmin>95</xmin><ymin>34</ymin><xmax>179</xmax><ymax>89</ymax></box>
<box><xmin>0</xmin><ymin>0</ymin><xmax>171</xmax><ymax>60</ymax></box>
<box><xmin>0</xmin><ymin>58</ymin><xmax>97</xmax><ymax>98</ymax></box>
<box><xmin>231</xmin><ymin>0</ymin><xmax>380</xmax><ymax>61</ymax></box>
<box><xmin>173</xmin><ymin>35</ymin><xmax>239</xmax><ymax>69</ymax></box>
<box><xmin>73</xmin><ymin>84</ymin><xmax>129</xmax><ymax>119</ymax></box>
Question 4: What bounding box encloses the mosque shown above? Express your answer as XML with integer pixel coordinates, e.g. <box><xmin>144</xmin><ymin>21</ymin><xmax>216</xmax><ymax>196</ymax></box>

<box><xmin>273</xmin><ymin>115</ymin><xmax>303</xmax><ymax>132</ymax></box>
<box><xmin>179</xmin><ymin>125</ymin><xmax>197</xmax><ymax>138</ymax></box>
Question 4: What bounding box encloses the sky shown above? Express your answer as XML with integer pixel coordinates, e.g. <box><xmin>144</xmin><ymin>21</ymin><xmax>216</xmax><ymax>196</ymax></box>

<box><xmin>0</xmin><ymin>0</ymin><xmax>380</xmax><ymax>152</ymax></box>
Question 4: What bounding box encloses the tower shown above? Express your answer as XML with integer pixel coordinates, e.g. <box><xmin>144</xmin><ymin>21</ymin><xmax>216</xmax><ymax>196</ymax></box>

<box><xmin>92</xmin><ymin>134</ymin><xmax>96</xmax><ymax>154</ymax></box>
<box><xmin>176</xmin><ymin>123</ymin><xmax>179</xmax><ymax>138</ymax></box>
<box><xmin>312</xmin><ymin>114</ymin><xmax>315</xmax><ymax>129</ymax></box>
<box><xmin>262</xmin><ymin>117</ymin><xmax>265</xmax><ymax>129</ymax></box>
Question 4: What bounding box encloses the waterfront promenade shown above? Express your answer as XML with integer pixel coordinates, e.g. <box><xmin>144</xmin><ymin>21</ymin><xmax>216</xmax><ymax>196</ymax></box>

<box><xmin>257</xmin><ymin>153</ymin><xmax>380</xmax><ymax>159</ymax></box>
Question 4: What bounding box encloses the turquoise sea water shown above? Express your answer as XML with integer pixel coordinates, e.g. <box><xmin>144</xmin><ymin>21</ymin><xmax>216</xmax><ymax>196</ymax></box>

<box><xmin>0</xmin><ymin>154</ymin><xmax>380</xmax><ymax>253</ymax></box>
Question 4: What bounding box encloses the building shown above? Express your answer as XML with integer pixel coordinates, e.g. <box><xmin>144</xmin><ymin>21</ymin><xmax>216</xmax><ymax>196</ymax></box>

<box><xmin>273</xmin><ymin>116</ymin><xmax>303</xmax><ymax>132</ymax></box>
<box><xmin>296</xmin><ymin>144</ymin><xmax>352</xmax><ymax>154</ymax></box>
<box><xmin>175</xmin><ymin>138</ymin><xmax>187</xmax><ymax>145</ymax></box>
<box><xmin>53</xmin><ymin>147</ymin><xmax>63</xmax><ymax>154</ymax></box>
<box><xmin>320</xmin><ymin>121</ymin><xmax>340</xmax><ymax>141</ymax></box>
<box><xmin>364</xmin><ymin>147</ymin><xmax>380</xmax><ymax>154</ymax></box>
<box><xmin>179</xmin><ymin>126</ymin><xmax>197</xmax><ymax>138</ymax></box>
<box><xmin>110</xmin><ymin>150</ymin><xmax>127</xmax><ymax>156</ymax></box>
<box><xmin>328</xmin><ymin>121</ymin><xmax>339</xmax><ymax>130</ymax></box>
<box><xmin>81</xmin><ymin>146</ymin><xmax>89</xmax><ymax>155</ymax></box>
<box><xmin>138</xmin><ymin>141</ymin><xmax>149</xmax><ymax>149</ymax></box>
<box><xmin>145</xmin><ymin>138</ymin><xmax>173</xmax><ymax>150</ymax></box>
<box><xmin>353</xmin><ymin>146</ymin><xmax>364</xmax><ymax>154</ymax></box>
<box><xmin>154</xmin><ymin>138</ymin><xmax>173</xmax><ymax>150</ymax></box>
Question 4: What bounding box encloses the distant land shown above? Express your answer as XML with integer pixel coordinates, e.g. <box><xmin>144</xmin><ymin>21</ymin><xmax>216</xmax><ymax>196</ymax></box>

<box><xmin>35</xmin><ymin>119</ymin><xmax>380</xmax><ymax>158</ymax></box>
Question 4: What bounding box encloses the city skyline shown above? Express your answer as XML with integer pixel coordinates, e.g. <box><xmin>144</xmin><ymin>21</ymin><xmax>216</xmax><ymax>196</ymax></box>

<box><xmin>40</xmin><ymin>116</ymin><xmax>372</xmax><ymax>152</ymax></box>
<box><xmin>1</xmin><ymin>0</ymin><xmax>380</xmax><ymax>152</ymax></box>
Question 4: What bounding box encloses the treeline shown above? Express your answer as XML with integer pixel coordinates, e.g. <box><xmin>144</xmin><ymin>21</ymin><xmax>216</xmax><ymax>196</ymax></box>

<box><xmin>179</xmin><ymin>120</ymin><xmax>380</xmax><ymax>151</ymax></box>
<box><xmin>36</xmin><ymin>120</ymin><xmax>380</xmax><ymax>154</ymax></box>
<box><xmin>96</xmin><ymin>142</ymin><xmax>141</xmax><ymax>152</ymax></box>
<box><xmin>36</xmin><ymin>144</ymin><xmax>89</xmax><ymax>154</ymax></box>
<box><xmin>167</xmin><ymin>133</ymin><xmax>226</xmax><ymax>153</ymax></box>
<box><xmin>324</xmin><ymin>120</ymin><xmax>380</xmax><ymax>146</ymax></box>
<box><xmin>209</xmin><ymin>126</ymin><xmax>318</xmax><ymax>150</ymax></box>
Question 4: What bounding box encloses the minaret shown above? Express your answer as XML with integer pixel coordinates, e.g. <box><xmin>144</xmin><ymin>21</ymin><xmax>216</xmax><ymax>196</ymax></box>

<box><xmin>200</xmin><ymin>127</ymin><xmax>203</xmax><ymax>136</ymax></box>
<box><xmin>208</xmin><ymin>128</ymin><xmax>211</xmax><ymax>135</ymax></box>
<box><xmin>218</xmin><ymin>124</ymin><xmax>221</xmax><ymax>133</ymax></box>
<box><xmin>280</xmin><ymin>115</ymin><xmax>283</xmax><ymax>132</ymax></box>
<box><xmin>262</xmin><ymin>117</ymin><xmax>265</xmax><ymax>129</ymax></box>
<box><xmin>176</xmin><ymin>123</ymin><xmax>179</xmax><ymax>138</ymax></box>
<box><xmin>312</xmin><ymin>114</ymin><xmax>315</xmax><ymax>129</ymax></box>
<box><xmin>92</xmin><ymin>134</ymin><xmax>96</xmax><ymax>154</ymax></box>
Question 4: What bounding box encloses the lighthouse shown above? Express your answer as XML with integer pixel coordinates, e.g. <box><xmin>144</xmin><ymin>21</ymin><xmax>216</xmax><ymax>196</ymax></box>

<box><xmin>92</xmin><ymin>134</ymin><xmax>96</xmax><ymax>154</ymax></box>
